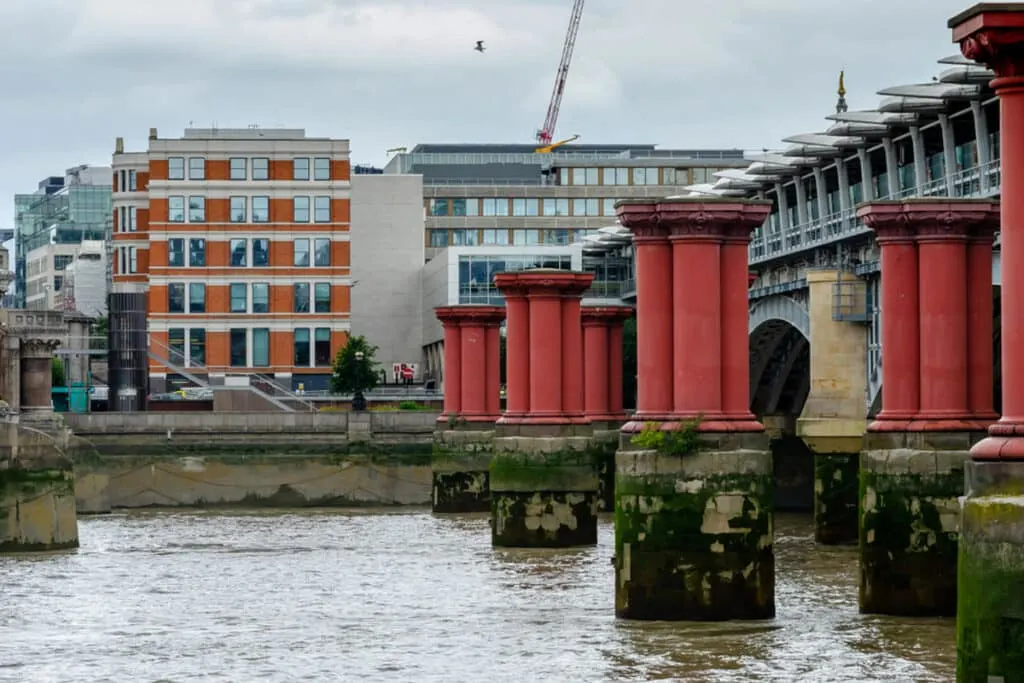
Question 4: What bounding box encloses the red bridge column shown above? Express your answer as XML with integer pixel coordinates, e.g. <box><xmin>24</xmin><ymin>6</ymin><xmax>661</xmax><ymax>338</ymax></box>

<box><xmin>434</xmin><ymin>305</ymin><xmax>506</xmax><ymax>423</ymax></box>
<box><xmin>613</xmin><ymin>197</ymin><xmax>776</xmax><ymax>623</ymax></box>
<box><xmin>581</xmin><ymin>306</ymin><xmax>634</xmax><ymax>423</ymax></box>
<box><xmin>951</xmin><ymin>8</ymin><xmax>1024</xmax><ymax>677</ymax></box>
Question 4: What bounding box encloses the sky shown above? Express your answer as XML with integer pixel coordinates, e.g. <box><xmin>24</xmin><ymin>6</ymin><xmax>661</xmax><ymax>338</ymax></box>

<box><xmin>1</xmin><ymin>0</ymin><xmax>981</xmax><ymax>229</ymax></box>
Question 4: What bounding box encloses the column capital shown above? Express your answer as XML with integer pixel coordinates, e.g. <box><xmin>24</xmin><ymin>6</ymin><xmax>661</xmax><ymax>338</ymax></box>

<box><xmin>616</xmin><ymin>199</ymin><xmax>666</xmax><ymax>244</ymax></box>
<box><xmin>581</xmin><ymin>305</ymin><xmax>634</xmax><ymax>327</ymax></box>
<box><xmin>21</xmin><ymin>338</ymin><xmax>60</xmax><ymax>359</ymax></box>
<box><xmin>434</xmin><ymin>305</ymin><xmax>506</xmax><ymax>328</ymax></box>
<box><xmin>657</xmin><ymin>198</ymin><xmax>772</xmax><ymax>242</ymax></box>
<box><xmin>951</xmin><ymin>4</ymin><xmax>1024</xmax><ymax>79</ymax></box>
<box><xmin>857</xmin><ymin>199</ymin><xmax>1000</xmax><ymax>242</ymax></box>
<box><xmin>493</xmin><ymin>269</ymin><xmax>594</xmax><ymax>299</ymax></box>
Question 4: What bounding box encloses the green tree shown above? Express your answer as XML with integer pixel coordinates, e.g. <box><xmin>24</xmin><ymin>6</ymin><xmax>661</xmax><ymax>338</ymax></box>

<box><xmin>622</xmin><ymin>317</ymin><xmax>637</xmax><ymax>409</ymax></box>
<box><xmin>51</xmin><ymin>358</ymin><xmax>65</xmax><ymax>387</ymax></box>
<box><xmin>330</xmin><ymin>335</ymin><xmax>381</xmax><ymax>395</ymax></box>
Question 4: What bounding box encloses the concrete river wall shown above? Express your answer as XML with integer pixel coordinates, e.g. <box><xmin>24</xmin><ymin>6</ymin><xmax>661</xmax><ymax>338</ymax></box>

<box><xmin>62</xmin><ymin>411</ymin><xmax>441</xmax><ymax>513</ymax></box>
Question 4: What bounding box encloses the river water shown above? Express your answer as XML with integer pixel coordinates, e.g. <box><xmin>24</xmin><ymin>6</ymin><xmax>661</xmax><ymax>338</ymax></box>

<box><xmin>1</xmin><ymin>511</ymin><xmax>954</xmax><ymax>682</ymax></box>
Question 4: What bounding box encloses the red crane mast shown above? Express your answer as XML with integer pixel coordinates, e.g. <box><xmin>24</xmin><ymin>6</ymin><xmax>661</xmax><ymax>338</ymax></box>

<box><xmin>536</xmin><ymin>0</ymin><xmax>585</xmax><ymax>146</ymax></box>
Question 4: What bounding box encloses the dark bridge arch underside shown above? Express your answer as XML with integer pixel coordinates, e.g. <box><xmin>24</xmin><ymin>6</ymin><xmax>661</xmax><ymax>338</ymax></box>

<box><xmin>749</xmin><ymin>320</ymin><xmax>810</xmax><ymax>418</ymax></box>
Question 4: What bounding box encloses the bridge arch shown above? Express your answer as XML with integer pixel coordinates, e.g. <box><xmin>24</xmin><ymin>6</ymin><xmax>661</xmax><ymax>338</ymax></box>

<box><xmin>749</xmin><ymin>296</ymin><xmax>811</xmax><ymax>418</ymax></box>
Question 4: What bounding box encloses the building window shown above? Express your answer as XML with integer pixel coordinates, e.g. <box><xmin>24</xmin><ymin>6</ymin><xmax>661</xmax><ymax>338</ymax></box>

<box><xmin>294</xmin><ymin>328</ymin><xmax>311</xmax><ymax>366</ymax></box>
<box><xmin>189</xmin><ymin>238</ymin><xmax>206</xmax><ymax>266</ymax></box>
<box><xmin>252</xmin><ymin>157</ymin><xmax>269</xmax><ymax>181</ymax></box>
<box><xmin>168</xmin><ymin>238</ymin><xmax>185</xmax><ymax>266</ymax></box>
<box><xmin>452</xmin><ymin>198</ymin><xmax>474</xmax><ymax>216</ymax></box>
<box><xmin>189</xmin><ymin>329</ymin><xmax>206</xmax><ymax>367</ymax></box>
<box><xmin>230</xmin><ymin>196</ymin><xmax>247</xmax><ymax>222</ymax></box>
<box><xmin>313</xmin><ymin>157</ymin><xmax>331</xmax><ymax>181</ymax></box>
<box><xmin>252</xmin><ymin>283</ymin><xmax>270</xmax><ymax>313</ymax></box>
<box><xmin>188</xmin><ymin>157</ymin><xmax>205</xmax><ymax>180</ymax></box>
<box><xmin>128</xmin><ymin>206</ymin><xmax>137</xmax><ymax>232</ymax></box>
<box><xmin>558</xmin><ymin>168</ymin><xmax>569</xmax><ymax>185</ymax></box>
<box><xmin>572</xmin><ymin>198</ymin><xmax>599</xmax><ymax>216</ymax></box>
<box><xmin>452</xmin><ymin>230</ymin><xmax>477</xmax><ymax>246</ymax></box>
<box><xmin>632</xmin><ymin>168</ymin><xmax>660</xmax><ymax>185</ymax></box>
<box><xmin>252</xmin><ymin>196</ymin><xmax>270</xmax><ymax>223</ymax></box>
<box><xmin>252</xmin><ymin>328</ymin><xmax>270</xmax><ymax>367</ymax></box>
<box><xmin>168</xmin><ymin>283</ymin><xmax>185</xmax><ymax>313</ymax></box>
<box><xmin>314</xmin><ymin>282</ymin><xmax>331</xmax><ymax>313</ymax></box>
<box><xmin>54</xmin><ymin>255</ymin><xmax>73</xmax><ymax>271</ymax></box>
<box><xmin>513</xmin><ymin>230</ymin><xmax>541</xmax><ymax>246</ymax></box>
<box><xmin>169</xmin><ymin>328</ymin><xmax>186</xmax><ymax>365</ymax></box>
<box><xmin>429</xmin><ymin>230</ymin><xmax>448</xmax><ymax>247</ymax></box>
<box><xmin>482</xmin><ymin>198</ymin><xmax>508</xmax><ymax>216</ymax></box>
<box><xmin>168</xmin><ymin>157</ymin><xmax>185</xmax><ymax>180</ymax></box>
<box><xmin>604</xmin><ymin>168</ymin><xmax>629</xmax><ymax>185</ymax></box>
<box><xmin>294</xmin><ymin>283</ymin><xmax>310</xmax><ymax>312</ymax></box>
<box><xmin>314</xmin><ymin>238</ymin><xmax>330</xmax><ymax>266</ymax></box>
<box><xmin>230</xmin><ymin>157</ymin><xmax>247</xmax><ymax>180</ymax></box>
<box><xmin>429</xmin><ymin>199</ymin><xmax>449</xmax><ymax>216</ymax></box>
<box><xmin>512</xmin><ymin>198</ymin><xmax>539</xmax><ymax>217</ymax></box>
<box><xmin>543</xmin><ymin>198</ymin><xmax>570</xmax><ymax>216</ymax></box>
<box><xmin>230</xmin><ymin>329</ymin><xmax>247</xmax><ymax>367</ymax></box>
<box><xmin>253</xmin><ymin>239</ymin><xmax>269</xmax><ymax>267</ymax></box>
<box><xmin>168</xmin><ymin>196</ymin><xmax>186</xmax><ymax>222</ymax></box>
<box><xmin>663</xmin><ymin>167</ymin><xmax>677</xmax><ymax>184</ymax></box>
<box><xmin>293</xmin><ymin>239</ymin><xmax>310</xmax><ymax>266</ymax></box>
<box><xmin>128</xmin><ymin>170</ymin><xmax>137</xmax><ymax>191</ymax></box>
<box><xmin>602</xmin><ymin>198</ymin><xmax>617</xmax><ymax>216</ymax></box>
<box><xmin>313</xmin><ymin>196</ymin><xmax>331</xmax><ymax>222</ymax></box>
<box><xmin>465</xmin><ymin>199</ymin><xmax>479</xmax><ymax>216</ymax></box>
<box><xmin>572</xmin><ymin>168</ymin><xmax>599</xmax><ymax>185</ymax></box>
<box><xmin>293</xmin><ymin>158</ymin><xmax>310</xmax><ymax>181</ymax></box>
<box><xmin>128</xmin><ymin>247</ymin><xmax>138</xmax><ymax>273</ymax></box>
<box><xmin>314</xmin><ymin>328</ymin><xmax>331</xmax><ymax>366</ymax></box>
<box><xmin>230</xmin><ymin>238</ymin><xmax>247</xmax><ymax>267</ymax></box>
<box><xmin>482</xmin><ymin>229</ymin><xmax>509</xmax><ymax>245</ymax></box>
<box><xmin>293</xmin><ymin>196</ymin><xmax>310</xmax><ymax>223</ymax></box>
<box><xmin>189</xmin><ymin>283</ymin><xmax>206</xmax><ymax>313</ymax></box>
<box><xmin>230</xmin><ymin>283</ymin><xmax>247</xmax><ymax>313</ymax></box>
<box><xmin>188</xmin><ymin>196</ymin><xmax>205</xmax><ymax>223</ymax></box>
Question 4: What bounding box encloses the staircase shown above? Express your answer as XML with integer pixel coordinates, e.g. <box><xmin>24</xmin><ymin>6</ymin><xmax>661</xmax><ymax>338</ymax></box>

<box><xmin>147</xmin><ymin>338</ymin><xmax>316</xmax><ymax>412</ymax></box>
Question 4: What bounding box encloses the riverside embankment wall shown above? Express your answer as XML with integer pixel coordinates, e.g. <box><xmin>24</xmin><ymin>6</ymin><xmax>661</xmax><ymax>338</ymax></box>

<box><xmin>63</xmin><ymin>411</ymin><xmax>442</xmax><ymax>512</ymax></box>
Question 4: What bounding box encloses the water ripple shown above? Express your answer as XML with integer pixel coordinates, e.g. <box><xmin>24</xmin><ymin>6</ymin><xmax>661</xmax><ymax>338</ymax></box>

<box><xmin>0</xmin><ymin>511</ymin><xmax>954</xmax><ymax>682</ymax></box>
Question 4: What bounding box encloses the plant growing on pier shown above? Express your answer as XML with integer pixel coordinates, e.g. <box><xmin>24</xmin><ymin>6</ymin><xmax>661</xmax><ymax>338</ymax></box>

<box><xmin>630</xmin><ymin>416</ymin><xmax>703</xmax><ymax>455</ymax></box>
<box><xmin>330</xmin><ymin>335</ymin><xmax>381</xmax><ymax>396</ymax></box>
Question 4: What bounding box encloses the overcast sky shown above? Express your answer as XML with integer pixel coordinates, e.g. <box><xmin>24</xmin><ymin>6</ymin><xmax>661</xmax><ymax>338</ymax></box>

<box><xmin>2</xmin><ymin>0</ymin><xmax>979</xmax><ymax>228</ymax></box>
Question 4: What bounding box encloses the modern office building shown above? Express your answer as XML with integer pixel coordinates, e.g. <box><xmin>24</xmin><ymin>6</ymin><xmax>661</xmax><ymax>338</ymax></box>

<box><xmin>13</xmin><ymin>165</ymin><xmax>111</xmax><ymax>309</ymax></box>
<box><xmin>388</xmin><ymin>143</ymin><xmax>749</xmax><ymax>381</ymax></box>
<box><xmin>54</xmin><ymin>240</ymin><xmax>108</xmax><ymax>317</ymax></box>
<box><xmin>109</xmin><ymin>127</ymin><xmax>356</xmax><ymax>407</ymax></box>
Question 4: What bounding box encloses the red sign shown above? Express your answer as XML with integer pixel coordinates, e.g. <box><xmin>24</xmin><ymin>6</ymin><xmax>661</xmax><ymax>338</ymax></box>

<box><xmin>402</xmin><ymin>367</ymin><xmax>414</xmax><ymax>380</ymax></box>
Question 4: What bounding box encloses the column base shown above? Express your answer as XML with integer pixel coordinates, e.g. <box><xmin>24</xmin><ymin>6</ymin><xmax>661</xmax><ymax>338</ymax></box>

<box><xmin>797</xmin><ymin>425</ymin><xmax>865</xmax><ymax>546</ymax></box>
<box><xmin>869</xmin><ymin>416</ymin><xmax>994</xmax><ymax>433</ymax></box>
<box><xmin>490</xmin><ymin>434</ymin><xmax>599</xmax><ymax>548</ymax></box>
<box><xmin>971</xmin><ymin>420</ymin><xmax>1024</xmax><ymax>460</ymax></box>
<box><xmin>432</xmin><ymin>429</ymin><xmax>494</xmax><ymax>514</ymax></box>
<box><xmin>614</xmin><ymin>431</ymin><xmax>775</xmax><ymax>621</ymax></box>
<box><xmin>622</xmin><ymin>414</ymin><xmax>764</xmax><ymax>434</ymax></box>
<box><xmin>1</xmin><ymin>463</ymin><xmax>79</xmax><ymax>553</ymax></box>
<box><xmin>859</xmin><ymin>430</ymin><xmax>985</xmax><ymax>616</ymax></box>
<box><xmin>956</xmin><ymin>459</ymin><xmax>1024</xmax><ymax>682</ymax></box>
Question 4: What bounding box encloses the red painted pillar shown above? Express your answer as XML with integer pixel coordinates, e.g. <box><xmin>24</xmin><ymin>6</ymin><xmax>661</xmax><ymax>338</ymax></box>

<box><xmin>503</xmin><ymin>290</ymin><xmax>530</xmax><ymax>418</ymax></box>
<box><xmin>494</xmin><ymin>270</ymin><xmax>594</xmax><ymax>425</ymax></box>
<box><xmin>618</xmin><ymin>201</ymin><xmax>673</xmax><ymax>420</ymax></box>
<box><xmin>619</xmin><ymin>197</ymin><xmax>770</xmax><ymax>433</ymax></box>
<box><xmin>434</xmin><ymin>305</ymin><xmax>507</xmax><ymax>424</ymax></box>
<box><xmin>581</xmin><ymin>306</ymin><xmax>634</xmax><ymax>422</ymax></box>
<box><xmin>859</xmin><ymin>206</ymin><xmax>920</xmax><ymax>429</ymax></box>
<box><xmin>954</xmin><ymin>14</ymin><xmax>1024</xmax><ymax>457</ymax></box>
<box><xmin>859</xmin><ymin>201</ymin><xmax>1000</xmax><ymax>432</ymax></box>
<box><xmin>967</xmin><ymin>225</ymin><xmax>998</xmax><ymax>422</ymax></box>
<box><xmin>917</xmin><ymin>225</ymin><xmax>970</xmax><ymax>421</ymax></box>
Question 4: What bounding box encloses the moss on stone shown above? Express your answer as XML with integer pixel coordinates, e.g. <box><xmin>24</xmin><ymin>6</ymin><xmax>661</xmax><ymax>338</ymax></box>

<box><xmin>432</xmin><ymin>470</ymin><xmax>489</xmax><ymax>513</ymax></box>
<box><xmin>0</xmin><ymin>467</ymin><xmax>75</xmax><ymax>499</ymax></box>
<box><xmin>491</xmin><ymin>490</ymin><xmax>597</xmax><ymax>547</ymax></box>
<box><xmin>614</xmin><ymin>464</ymin><xmax>775</xmax><ymax>621</ymax></box>
<box><xmin>814</xmin><ymin>453</ymin><xmax>859</xmax><ymax>545</ymax></box>
<box><xmin>858</xmin><ymin>465</ymin><xmax>964</xmax><ymax>616</ymax></box>
<box><xmin>489</xmin><ymin>447</ymin><xmax>602</xmax><ymax>493</ymax></box>
<box><xmin>956</xmin><ymin>498</ymin><xmax>1024</xmax><ymax>681</ymax></box>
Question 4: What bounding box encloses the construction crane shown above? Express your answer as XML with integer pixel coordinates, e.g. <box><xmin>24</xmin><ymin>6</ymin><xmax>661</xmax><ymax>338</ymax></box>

<box><xmin>535</xmin><ymin>0</ymin><xmax>585</xmax><ymax>151</ymax></box>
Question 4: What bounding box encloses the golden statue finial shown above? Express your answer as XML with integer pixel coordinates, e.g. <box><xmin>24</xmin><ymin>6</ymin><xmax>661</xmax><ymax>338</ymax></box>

<box><xmin>838</xmin><ymin>70</ymin><xmax>846</xmax><ymax>98</ymax></box>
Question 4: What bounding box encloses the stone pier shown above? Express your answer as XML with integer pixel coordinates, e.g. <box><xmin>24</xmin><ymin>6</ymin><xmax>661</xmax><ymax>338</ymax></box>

<box><xmin>582</xmin><ymin>305</ymin><xmax>633</xmax><ymax>512</ymax></box>
<box><xmin>857</xmin><ymin>198</ymin><xmax>998</xmax><ymax>617</ymax></box>
<box><xmin>614</xmin><ymin>197</ymin><xmax>775</xmax><ymax>621</ymax></box>
<box><xmin>950</xmin><ymin>7</ymin><xmax>1024</xmax><ymax>681</ymax></box>
<box><xmin>797</xmin><ymin>269</ymin><xmax>868</xmax><ymax>545</ymax></box>
<box><xmin>490</xmin><ymin>269</ymin><xmax>599</xmax><ymax>548</ymax></box>
<box><xmin>432</xmin><ymin>305</ymin><xmax>505</xmax><ymax>513</ymax></box>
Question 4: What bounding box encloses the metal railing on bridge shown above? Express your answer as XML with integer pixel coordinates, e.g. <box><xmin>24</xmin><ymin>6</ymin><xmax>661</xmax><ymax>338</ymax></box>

<box><xmin>749</xmin><ymin>159</ymin><xmax>1002</xmax><ymax>265</ymax></box>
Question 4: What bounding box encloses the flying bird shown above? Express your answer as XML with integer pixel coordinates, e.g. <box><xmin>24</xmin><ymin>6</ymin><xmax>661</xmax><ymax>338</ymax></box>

<box><xmin>474</xmin><ymin>40</ymin><xmax>486</xmax><ymax>53</ymax></box>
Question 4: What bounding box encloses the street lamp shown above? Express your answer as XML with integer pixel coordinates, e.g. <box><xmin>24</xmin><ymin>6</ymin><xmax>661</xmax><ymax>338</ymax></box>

<box><xmin>352</xmin><ymin>350</ymin><xmax>367</xmax><ymax>411</ymax></box>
